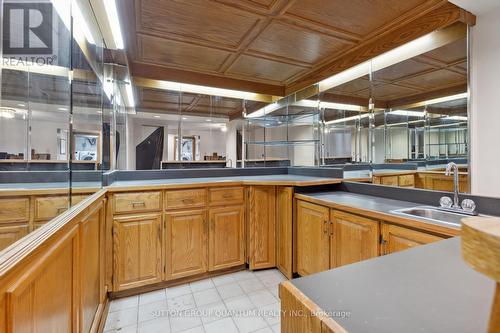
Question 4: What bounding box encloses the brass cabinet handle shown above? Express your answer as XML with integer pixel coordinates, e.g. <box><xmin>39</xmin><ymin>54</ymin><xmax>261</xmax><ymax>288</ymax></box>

<box><xmin>323</xmin><ymin>220</ymin><xmax>329</xmax><ymax>234</ymax></box>
<box><xmin>222</xmin><ymin>193</ymin><xmax>233</xmax><ymax>198</ymax></box>
<box><xmin>57</xmin><ymin>207</ymin><xmax>67</xmax><ymax>213</ymax></box>
<box><xmin>329</xmin><ymin>221</ymin><xmax>334</xmax><ymax>236</ymax></box>
<box><xmin>182</xmin><ymin>198</ymin><xmax>194</xmax><ymax>204</ymax></box>
<box><xmin>381</xmin><ymin>239</ymin><xmax>388</xmax><ymax>255</ymax></box>
<box><xmin>131</xmin><ymin>201</ymin><xmax>145</xmax><ymax>207</ymax></box>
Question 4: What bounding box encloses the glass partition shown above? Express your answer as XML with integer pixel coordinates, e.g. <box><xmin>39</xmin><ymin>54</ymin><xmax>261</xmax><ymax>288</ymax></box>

<box><xmin>0</xmin><ymin>0</ymin><xmax>124</xmax><ymax>251</ymax></box>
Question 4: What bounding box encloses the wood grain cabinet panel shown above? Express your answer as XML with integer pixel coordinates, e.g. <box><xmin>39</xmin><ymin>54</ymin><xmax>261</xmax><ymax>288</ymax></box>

<box><xmin>331</xmin><ymin>210</ymin><xmax>379</xmax><ymax>268</ymax></box>
<box><xmin>276</xmin><ymin>187</ymin><xmax>293</xmax><ymax>279</ymax></box>
<box><xmin>165</xmin><ymin>209</ymin><xmax>207</xmax><ymax>279</ymax></box>
<box><xmin>165</xmin><ymin>189</ymin><xmax>207</xmax><ymax>210</ymax></box>
<box><xmin>398</xmin><ymin>174</ymin><xmax>415</xmax><ymax>187</ymax></box>
<box><xmin>380</xmin><ymin>176</ymin><xmax>399</xmax><ymax>186</ymax></box>
<box><xmin>208</xmin><ymin>205</ymin><xmax>244</xmax><ymax>271</ymax></box>
<box><xmin>209</xmin><ymin>187</ymin><xmax>244</xmax><ymax>206</ymax></box>
<box><xmin>296</xmin><ymin>200</ymin><xmax>330</xmax><ymax>276</ymax></box>
<box><xmin>0</xmin><ymin>197</ymin><xmax>29</xmax><ymax>224</ymax></box>
<box><xmin>114</xmin><ymin>191</ymin><xmax>161</xmax><ymax>214</ymax></box>
<box><xmin>0</xmin><ymin>225</ymin><xmax>29</xmax><ymax>251</ymax></box>
<box><xmin>381</xmin><ymin>223</ymin><xmax>443</xmax><ymax>255</ymax></box>
<box><xmin>34</xmin><ymin>196</ymin><xmax>69</xmax><ymax>221</ymax></box>
<box><xmin>79</xmin><ymin>207</ymin><xmax>105</xmax><ymax>333</ymax></box>
<box><xmin>113</xmin><ymin>214</ymin><xmax>163</xmax><ymax>291</ymax></box>
<box><xmin>248</xmin><ymin>186</ymin><xmax>276</xmax><ymax>270</ymax></box>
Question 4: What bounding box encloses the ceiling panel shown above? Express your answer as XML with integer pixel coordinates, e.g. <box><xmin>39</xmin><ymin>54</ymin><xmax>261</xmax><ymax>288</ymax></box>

<box><xmin>284</xmin><ymin>0</ymin><xmax>428</xmax><ymax>37</ymax></box>
<box><xmin>139</xmin><ymin>0</ymin><xmax>259</xmax><ymax>47</ymax></box>
<box><xmin>138</xmin><ymin>35</ymin><xmax>231</xmax><ymax>72</ymax></box>
<box><xmin>227</xmin><ymin>54</ymin><xmax>306</xmax><ymax>82</ymax></box>
<box><xmin>396</xmin><ymin>69</ymin><xmax>466</xmax><ymax>90</ymax></box>
<box><xmin>247</xmin><ymin>20</ymin><xmax>352</xmax><ymax>64</ymax></box>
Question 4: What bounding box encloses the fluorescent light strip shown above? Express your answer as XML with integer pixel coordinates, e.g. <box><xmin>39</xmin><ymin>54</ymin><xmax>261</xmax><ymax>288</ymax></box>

<box><xmin>295</xmin><ymin>100</ymin><xmax>366</xmax><ymax>112</ymax></box>
<box><xmin>246</xmin><ymin>102</ymin><xmax>282</xmax><ymax>118</ymax></box>
<box><xmin>125</xmin><ymin>83</ymin><xmax>135</xmax><ymax>107</ymax></box>
<box><xmin>325</xmin><ymin>113</ymin><xmax>370</xmax><ymax>125</ymax></box>
<box><xmin>446</xmin><ymin>116</ymin><xmax>468</xmax><ymax>121</ymax></box>
<box><xmin>103</xmin><ymin>0</ymin><xmax>124</xmax><ymax>49</ymax></box>
<box><xmin>72</xmin><ymin>0</ymin><xmax>95</xmax><ymax>45</ymax></box>
<box><xmin>389</xmin><ymin>110</ymin><xmax>426</xmax><ymax>117</ymax></box>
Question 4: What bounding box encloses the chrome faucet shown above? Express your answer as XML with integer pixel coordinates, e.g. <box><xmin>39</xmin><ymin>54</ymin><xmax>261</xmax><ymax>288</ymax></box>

<box><xmin>445</xmin><ymin>162</ymin><xmax>460</xmax><ymax>208</ymax></box>
<box><xmin>439</xmin><ymin>162</ymin><xmax>478</xmax><ymax>216</ymax></box>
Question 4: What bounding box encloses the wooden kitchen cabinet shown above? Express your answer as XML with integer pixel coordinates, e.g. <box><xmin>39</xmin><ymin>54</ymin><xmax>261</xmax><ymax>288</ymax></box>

<box><xmin>208</xmin><ymin>205</ymin><xmax>245</xmax><ymax>271</ymax></box>
<box><xmin>381</xmin><ymin>223</ymin><xmax>444</xmax><ymax>255</ymax></box>
<box><xmin>165</xmin><ymin>209</ymin><xmax>207</xmax><ymax>279</ymax></box>
<box><xmin>277</xmin><ymin>187</ymin><xmax>293</xmax><ymax>279</ymax></box>
<box><xmin>113</xmin><ymin>214</ymin><xmax>163</xmax><ymax>291</ymax></box>
<box><xmin>331</xmin><ymin>210</ymin><xmax>379</xmax><ymax>268</ymax></box>
<box><xmin>296</xmin><ymin>200</ymin><xmax>330</xmax><ymax>276</ymax></box>
<box><xmin>247</xmin><ymin>186</ymin><xmax>276</xmax><ymax>269</ymax></box>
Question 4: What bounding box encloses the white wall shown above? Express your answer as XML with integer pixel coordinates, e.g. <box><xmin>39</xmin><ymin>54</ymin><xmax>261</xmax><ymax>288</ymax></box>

<box><xmin>470</xmin><ymin>6</ymin><xmax>500</xmax><ymax>197</ymax></box>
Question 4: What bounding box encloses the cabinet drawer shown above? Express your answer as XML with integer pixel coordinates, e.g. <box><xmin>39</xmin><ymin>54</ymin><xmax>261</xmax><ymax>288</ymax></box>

<box><xmin>0</xmin><ymin>198</ymin><xmax>30</xmax><ymax>224</ymax></box>
<box><xmin>165</xmin><ymin>189</ymin><xmax>207</xmax><ymax>210</ymax></box>
<box><xmin>34</xmin><ymin>196</ymin><xmax>69</xmax><ymax>221</ymax></box>
<box><xmin>398</xmin><ymin>174</ymin><xmax>415</xmax><ymax>187</ymax></box>
<box><xmin>209</xmin><ymin>187</ymin><xmax>244</xmax><ymax>206</ymax></box>
<box><xmin>114</xmin><ymin>191</ymin><xmax>161</xmax><ymax>214</ymax></box>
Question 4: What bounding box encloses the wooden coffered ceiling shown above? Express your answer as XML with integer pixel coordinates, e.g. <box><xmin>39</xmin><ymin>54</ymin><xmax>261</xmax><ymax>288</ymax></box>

<box><xmin>120</xmin><ymin>0</ymin><xmax>474</xmax><ymax>98</ymax></box>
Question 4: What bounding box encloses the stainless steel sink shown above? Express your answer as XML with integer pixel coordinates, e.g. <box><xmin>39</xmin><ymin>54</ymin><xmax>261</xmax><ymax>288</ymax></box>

<box><xmin>390</xmin><ymin>206</ymin><xmax>476</xmax><ymax>226</ymax></box>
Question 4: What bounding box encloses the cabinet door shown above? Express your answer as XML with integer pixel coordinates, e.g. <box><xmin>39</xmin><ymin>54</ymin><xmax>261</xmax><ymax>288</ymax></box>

<box><xmin>209</xmin><ymin>206</ymin><xmax>244</xmax><ymax>271</ymax></box>
<box><xmin>296</xmin><ymin>200</ymin><xmax>330</xmax><ymax>276</ymax></box>
<box><xmin>277</xmin><ymin>187</ymin><xmax>293</xmax><ymax>279</ymax></box>
<box><xmin>113</xmin><ymin>214</ymin><xmax>163</xmax><ymax>291</ymax></box>
<box><xmin>381</xmin><ymin>223</ymin><xmax>443</xmax><ymax>255</ymax></box>
<box><xmin>248</xmin><ymin>186</ymin><xmax>276</xmax><ymax>270</ymax></box>
<box><xmin>331</xmin><ymin>210</ymin><xmax>379</xmax><ymax>268</ymax></box>
<box><xmin>165</xmin><ymin>209</ymin><xmax>207</xmax><ymax>279</ymax></box>
<box><xmin>0</xmin><ymin>225</ymin><xmax>29</xmax><ymax>251</ymax></box>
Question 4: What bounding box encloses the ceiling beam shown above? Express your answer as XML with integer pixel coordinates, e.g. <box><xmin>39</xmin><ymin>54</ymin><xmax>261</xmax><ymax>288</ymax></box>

<box><xmin>131</xmin><ymin>64</ymin><xmax>285</xmax><ymax>97</ymax></box>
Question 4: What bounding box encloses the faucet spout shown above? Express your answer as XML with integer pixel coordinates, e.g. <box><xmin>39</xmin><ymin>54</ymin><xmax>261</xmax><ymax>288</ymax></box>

<box><xmin>445</xmin><ymin>162</ymin><xmax>460</xmax><ymax>208</ymax></box>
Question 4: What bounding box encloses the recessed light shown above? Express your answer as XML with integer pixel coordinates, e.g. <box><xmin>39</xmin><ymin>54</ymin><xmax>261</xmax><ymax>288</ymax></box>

<box><xmin>182</xmin><ymin>117</ymin><xmax>187</xmax><ymax>120</ymax></box>
<box><xmin>154</xmin><ymin>115</ymin><xmax>160</xmax><ymax>118</ymax></box>
<box><xmin>17</xmin><ymin>103</ymin><xmax>26</xmax><ymax>107</ymax></box>
<box><xmin>97</xmin><ymin>111</ymin><xmax>102</xmax><ymax>114</ymax></box>
<box><xmin>58</xmin><ymin>107</ymin><xmax>68</xmax><ymax>111</ymax></box>
<box><xmin>206</xmin><ymin>119</ymin><xmax>212</xmax><ymax>122</ymax></box>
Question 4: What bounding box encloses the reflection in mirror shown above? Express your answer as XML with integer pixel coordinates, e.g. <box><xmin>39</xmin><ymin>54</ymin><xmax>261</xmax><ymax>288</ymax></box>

<box><xmin>0</xmin><ymin>0</ymin><xmax>112</xmax><ymax>251</ymax></box>
<box><xmin>369</xmin><ymin>28</ymin><xmax>469</xmax><ymax>192</ymax></box>
<box><xmin>243</xmin><ymin>91</ymin><xmax>321</xmax><ymax>167</ymax></box>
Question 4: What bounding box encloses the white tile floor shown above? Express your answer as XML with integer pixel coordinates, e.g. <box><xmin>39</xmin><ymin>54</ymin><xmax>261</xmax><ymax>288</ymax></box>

<box><xmin>104</xmin><ymin>269</ymin><xmax>286</xmax><ymax>333</ymax></box>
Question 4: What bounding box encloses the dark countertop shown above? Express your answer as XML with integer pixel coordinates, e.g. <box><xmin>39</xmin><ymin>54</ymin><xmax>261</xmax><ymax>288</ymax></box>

<box><xmin>295</xmin><ymin>191</ymin><xmax>467</xmax><ymax>231</ymax></box>
<box><xmin>291</xmin><ymin>237</ymin><xmax>495</xmax><ymax>333</ymax></box>
<box><xmin>108</xmin><ymin>174</ymin><xmax>342</xmax><ymax>188</ymax></box>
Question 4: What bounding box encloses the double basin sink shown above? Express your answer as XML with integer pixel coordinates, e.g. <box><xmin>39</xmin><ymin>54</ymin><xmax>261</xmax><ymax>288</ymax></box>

<box><xmin>391</xmin><ymin>206</ymin><xmax>482</xmax><ymax>227</ymax></box>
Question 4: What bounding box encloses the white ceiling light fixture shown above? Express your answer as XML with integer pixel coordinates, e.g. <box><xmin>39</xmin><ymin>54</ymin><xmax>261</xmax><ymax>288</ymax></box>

<box><xmin>103</xmin><ymin>0</ymin><xmax>124</xmax><ymax>49</ymax></box>
<box><xmin>153</xmin><ymin>115</ymin><xmax>160</xmax><ymax>118</ymax></box>
<box><xmin>58</xmin><ymin>107</ymin><xmax>69</xmax><ymax>111</ymax></box>
<box><xmin>220</xmin><ymin>125</ymin><xmax>228</xmax><ymax>132</ymax></box>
